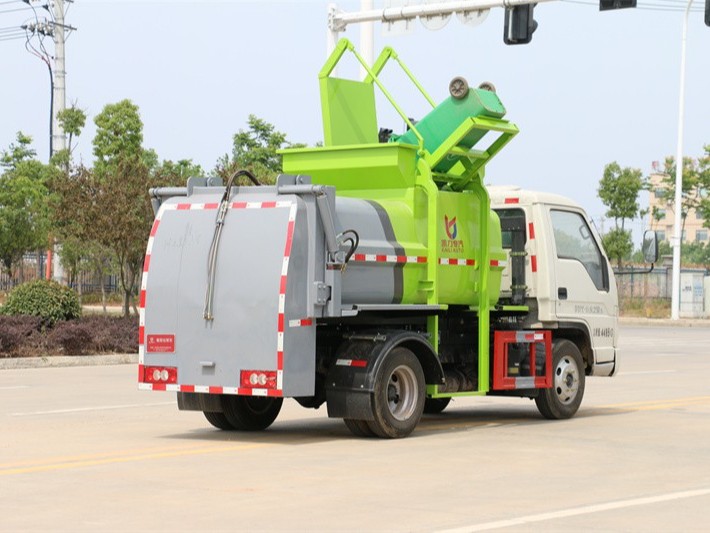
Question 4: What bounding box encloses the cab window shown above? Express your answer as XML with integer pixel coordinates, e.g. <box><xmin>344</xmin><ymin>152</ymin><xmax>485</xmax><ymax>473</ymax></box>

<box><xmin>550</xmin><ymin>210</ymin><xmax>609</xmax><ymax>291</ymax></box>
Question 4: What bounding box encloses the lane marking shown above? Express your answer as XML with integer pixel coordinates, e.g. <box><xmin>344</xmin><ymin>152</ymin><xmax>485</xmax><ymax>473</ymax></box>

<box><xmin>600</xmin><ymin>396</ymin><xmax>710</xmax><ymax>410</ymax></box>
<box><xmin>0</xmin><ymin>442</ymin><xmax>271</xmax><ymax>476</ymax></box>
<box><xmin>11</xmin><ymin>401</ymin><xmax>174</xmax><ymax>417</ymax></box>
<box><xmin>0</xmin><ymin>442</ymin><xmax>245</xmax><ymax>470</ymax></box>
<box><xmin>437</xmin><ymin>487</ymin><xmax>710</xmax><ymax>532</ymax></box>
<box><xmin>618</xmin><ymin>370</ymin><xmax>677</xmax><ymax>376</ymax></box>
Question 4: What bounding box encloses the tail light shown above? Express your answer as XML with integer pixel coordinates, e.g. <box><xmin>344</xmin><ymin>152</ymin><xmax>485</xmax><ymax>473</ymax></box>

<box><xmin>142</xmin><ymin>366</ymin><xmax>178</xmax><ymax>384</ymax></box>
<box><xmin>240</xmin><ymin>370</ymin><xmax>277</xmax><ymax>390</ymax></box>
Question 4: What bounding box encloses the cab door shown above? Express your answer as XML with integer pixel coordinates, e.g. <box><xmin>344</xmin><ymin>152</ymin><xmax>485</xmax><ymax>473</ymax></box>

<box><xmin>548</xmin><ymin>208</ymin><xmax>618</xmax><ymax>364</ymax></box>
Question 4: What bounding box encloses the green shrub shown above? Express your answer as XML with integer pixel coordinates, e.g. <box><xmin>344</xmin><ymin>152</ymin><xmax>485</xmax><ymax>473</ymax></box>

<box><xmin>1</xmin><ymin>280</ymin><xmax>81</xmax><ymax>326</ymax></box>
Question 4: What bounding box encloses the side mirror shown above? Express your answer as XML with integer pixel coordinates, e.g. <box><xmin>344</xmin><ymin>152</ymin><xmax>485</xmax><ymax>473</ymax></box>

<box><xmin>642</xmin><ymin>230</ymin><xmax>659</xmax><ymax>264</ymax></box>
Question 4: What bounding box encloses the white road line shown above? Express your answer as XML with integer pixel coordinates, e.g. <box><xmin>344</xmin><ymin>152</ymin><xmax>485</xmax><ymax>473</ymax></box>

<box><xmin>437</xmin><ymin>488</ymin><xmax>710</xmax><ymax>532</ymax></box>
<box><xmin>0</xmin><ymin>386</ymin><xmax>30</xmax><ymax>391</ymax></box>
<box><xmin>11</xmin><ymin>401</ymin><xmax>175</xmax><ymax>417</ymax></box>
<box><xmin>619</xmin><ymin>370</ymin><xmax>677</xmax><ymax>376</ymax></box>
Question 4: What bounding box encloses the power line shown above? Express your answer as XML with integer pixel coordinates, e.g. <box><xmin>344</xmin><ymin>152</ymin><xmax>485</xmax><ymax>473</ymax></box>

<box><xmin>0</xmin><ymin>6</ymin><xmax>31</xmax><ymax>14</ymax></box>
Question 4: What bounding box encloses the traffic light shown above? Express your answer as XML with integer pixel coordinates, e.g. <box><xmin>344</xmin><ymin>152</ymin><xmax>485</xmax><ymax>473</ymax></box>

<box><xmin>503</xmin><ymin>5</ymin><xmax>538</xmax><ymax>45</ymax></box>
<box><xmin>599</xmin><ymin>0</ymin><xmax>637</xmax><ymax>10</ymax></box>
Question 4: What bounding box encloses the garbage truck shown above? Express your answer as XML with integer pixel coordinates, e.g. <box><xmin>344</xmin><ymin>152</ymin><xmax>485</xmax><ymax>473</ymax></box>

<box><xmin>139</xmin><ymin>39</ymin><xmax>624</xmax><ymax>438</ymax></box>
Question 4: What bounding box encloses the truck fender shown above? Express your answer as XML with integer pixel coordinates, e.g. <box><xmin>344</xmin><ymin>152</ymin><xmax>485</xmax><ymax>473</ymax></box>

<box><xmin>555</xmin><ymin>322</ymin><xmax>593</xmax><ymax>374</ymax></box>
<box><xmin>325</xmin><ymin>330</ymin><xmax>444</xmax><ymax>420</ymax></box>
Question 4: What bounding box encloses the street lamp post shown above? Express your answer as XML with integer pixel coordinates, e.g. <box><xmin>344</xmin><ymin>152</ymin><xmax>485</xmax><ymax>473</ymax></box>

<box><xmin>671</xmin><ymin>0</ymin><xmax>695</xmax><ymax>320</ymax></box>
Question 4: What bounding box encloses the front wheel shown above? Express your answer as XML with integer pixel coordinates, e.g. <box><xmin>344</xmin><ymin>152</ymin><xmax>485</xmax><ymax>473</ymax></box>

<box><xmin>221</xmin><ymin>395</ymin><xmax>283</xmax><ymax>431</ymax></box>
<box><xmin>367</xmin><ymin>347</ymin><xmax>425</xmax><ymax>439</ymax></box>
<box><xmin>535</xmin><ymin>339</ymin><xmax>585</xmax><ymax>420</ymax></box>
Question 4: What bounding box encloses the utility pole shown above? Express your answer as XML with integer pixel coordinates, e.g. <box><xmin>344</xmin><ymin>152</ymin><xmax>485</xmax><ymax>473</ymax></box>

<box><xmin>22</xmin><ymin>0</ymin><xmax>76</xmax><ymax>282</ymax></box>
<box><xmin>50</xmin><ymin>0</ymin><xmax>66</xmax><ymax>282</ymax></box>
<box><xmin>51</xmin><ymin>0</ymin><xmax>67</xmax><ymax>155</ymax></box>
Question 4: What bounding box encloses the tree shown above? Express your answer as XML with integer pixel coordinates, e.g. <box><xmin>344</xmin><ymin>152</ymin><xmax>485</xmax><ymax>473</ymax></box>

<box><xmin>601</xmin><ymin>228</ymin><xmax>633</xmax><ymax>268</ymax></box>
<box><xmin>694</xmin><ymin>145</ymin><xmax>710</xmax><ymax>227</ymax></box>
<box><xmin>681</xmin><ymin>241</ymin><xmax>710</xmax><ymax>269</ymax></box>
<box><xmin>57</xmin><ymin>105</ymin><xmax>87</xmax><ymax>156</ymax></box>
<box><xmin>154</xmin><ymin>159</ymin><xmax>204</xmax><ymax>183</ymax></box>
<box><xmin>598</xmin><ymin>162</ymin><xmax>644</xmax><ymax>268</ymax></box>
<box><xmin>92</xmin><ymin>99</ymin><xmax>145</xmax><ymax>175</ymax></box>
<box><xmin>650</xmin><ymin>155</ymin><xmax>704</xmax><ymax>235</ymax></box>
<box><xmin>216</xmin><ymin>115</ymin><xmax>302</xmax><ymax>185</ymax></box>
<box><xmin>0</xmin><ymin>133</ymin><xmax>52</xmax><ymax>280</ymax></box>
<box><xmin>1</xmin><ymin>132</ymin><xmax>35</xmax><ymax>167</ymax></box>
<box><xmin>53</xmin><ymin>100</ymin><xmax>192</xmax><ymax>317</ymax></box>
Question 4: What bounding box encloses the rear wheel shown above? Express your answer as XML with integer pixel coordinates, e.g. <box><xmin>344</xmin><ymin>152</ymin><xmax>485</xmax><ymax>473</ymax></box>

<box><xmin>343</xmin><ymin>419</ymin><xmax>376</xmax><ymax>438</ymax></box>
<box><xmin>423</xmin><ymin>397</ymin><xmax>451</xmax><ymax>414</ymax></box>
<box><xmin>368</xmin><ymin>347</ymin><xmax>425</xmax><ymax>439</ymax></box>
<box><xmin>535</xmin><ymin>339</ymin><xmax>585</xmax><ymax>420</ymax></box>
<box><xmin>221</xmin><ymin>395</ymin><xmax>283</xmax><ymax>431</ymax></box>
<box><xmin>203</xmin><ymin>411</ymin><xmax>234</xmax><ymax>430</ymax></box>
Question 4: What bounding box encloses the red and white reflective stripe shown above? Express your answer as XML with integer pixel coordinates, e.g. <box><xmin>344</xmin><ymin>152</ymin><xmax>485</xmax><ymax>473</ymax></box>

<box><xmin>515</xmin><ymin>331</ymin><xmax>545</xmax><ymax>343</ymax></box>
<box><xmin>335</xmin><ymin>358</ymin><xmax>368</xmax><ymax>368</ymax></box>
<box><xmin>288</xmin><ymin>318</ymin><xmax>313</xmax><ymax>328</ymax></box>
<box><xmin>531</xmin><ymin>255</ymin><xmax>538</xmax><ymax>273</ymax></box>
<box><xmin>528</xmin><ymin>222</ymin><xmax>535</xmax><ymax>239</ymax></box>
<box><xmin>352</xmin><ymin>253</ymin><xmax>427</xmax><ymax>264</ymax></box>
<box><xmin>439</xmin><ymin>258</ymin><xmax>476</xmax><ymax>266</ymax></box>
<box><xmin>489</xmin><ymin>259</ymin><xmax>508</xmax><ymax>268</ymax></box>
<box><xmin>276</xmin><ymin>202</ymin><xmax>297</xmax><ymax>390</ymax></box>
<box><xmin>159</xmin><ymin>200</ymin><xmax>293</xmax><ymax>213</ymax></box>
<box><xmin>138</xmin><ymin>383</ymin><xmax>282</xmax><ymax>397</ymax></box>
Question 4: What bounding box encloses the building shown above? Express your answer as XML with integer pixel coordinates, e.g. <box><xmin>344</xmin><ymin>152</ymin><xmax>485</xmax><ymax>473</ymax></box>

<box><xmin>647</xmin><ymin>173</ymin><xmax>708</xmax><ymax>243</ymax></box>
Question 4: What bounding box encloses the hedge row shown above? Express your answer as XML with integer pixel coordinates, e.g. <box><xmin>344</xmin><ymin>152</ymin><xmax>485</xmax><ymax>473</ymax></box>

<box><xmin>0</xmin><ymin>316</ymin><xmax>138</xmax><ymax>357</ymax></box>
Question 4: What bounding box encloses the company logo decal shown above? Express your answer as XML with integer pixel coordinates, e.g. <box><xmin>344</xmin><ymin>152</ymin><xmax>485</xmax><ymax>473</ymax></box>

<box><xmin>445</xmin><ymin>215</ymin><xmax>458</xmax><ymax>239</ymax></box>
<box><xmin>442</xmin><ymin>215</ymin><xmax>464</xmax><ymax>254</ymax></box>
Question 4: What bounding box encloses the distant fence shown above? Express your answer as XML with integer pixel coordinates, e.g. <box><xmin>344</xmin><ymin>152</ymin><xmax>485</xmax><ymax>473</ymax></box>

<box><xmin>0</xmin><ymin>252</ymin><xmax>119</xmax><ymax>293</ymax></box>
<box><xmin>614</xmin><ymin>266</ymin><xmax>708</xmax><ymax>300</ymax></box>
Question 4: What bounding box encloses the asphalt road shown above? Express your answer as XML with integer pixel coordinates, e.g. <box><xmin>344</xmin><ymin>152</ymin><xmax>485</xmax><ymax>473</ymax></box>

<box><xmin>1</xmin><ymin>326</ymin><xmax>709</xmax><ymax>532</ymax></box>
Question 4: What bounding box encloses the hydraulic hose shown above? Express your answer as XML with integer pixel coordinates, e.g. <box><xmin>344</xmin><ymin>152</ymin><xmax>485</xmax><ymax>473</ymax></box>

<box><xmin>203</xmin><ymin>169</ymin><xmax>260</xmax><ymax>321</ymax></box>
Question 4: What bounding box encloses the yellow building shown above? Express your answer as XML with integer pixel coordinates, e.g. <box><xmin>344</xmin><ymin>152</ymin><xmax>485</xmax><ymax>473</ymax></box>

<box><xmin>648</xmin><ymin>173</ymin><xmax>708</xmax><ymax>243</ymax></box>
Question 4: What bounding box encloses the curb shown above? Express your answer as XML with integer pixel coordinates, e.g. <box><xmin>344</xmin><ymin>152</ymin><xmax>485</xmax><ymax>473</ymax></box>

<box><xmin>0</xmin><ymin>353</ymin><xmax>138</xmax><ymax>370</ymax></box>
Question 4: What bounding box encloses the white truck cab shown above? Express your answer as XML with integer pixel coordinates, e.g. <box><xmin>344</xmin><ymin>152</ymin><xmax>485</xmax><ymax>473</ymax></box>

<box><xmin>490</xmin><ymin>186</ymin><xmax>619</xmax><ymax>378</ymax></box>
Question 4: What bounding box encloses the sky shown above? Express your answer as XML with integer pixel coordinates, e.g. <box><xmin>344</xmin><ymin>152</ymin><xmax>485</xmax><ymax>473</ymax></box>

<box><xmin>1</xmin><ymin>0</ymin><xmax>709</xmax><ymax>244</ymax></box>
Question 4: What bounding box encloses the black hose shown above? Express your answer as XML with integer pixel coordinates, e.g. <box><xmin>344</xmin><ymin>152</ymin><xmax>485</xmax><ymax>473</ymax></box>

<box><xmin>222</xmin><ymin>169</ymin><xmax>261</xmax><ymax>203</ymax></box>
<box><xmin>340</xmin><ymin>229</ymin><xmax>360</xmax><ymax>265</ymax></box>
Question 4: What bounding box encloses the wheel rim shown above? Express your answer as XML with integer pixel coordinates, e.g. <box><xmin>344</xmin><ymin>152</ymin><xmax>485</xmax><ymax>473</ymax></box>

<box><xmin>554</xmin><ymin>355</ymin><xmax>580</xmax><ymax>405</ymax></box>
<box><xmin>386</xmin><ymin>365</ymin><xmax>418</xmax><ymax>421</ymax></box>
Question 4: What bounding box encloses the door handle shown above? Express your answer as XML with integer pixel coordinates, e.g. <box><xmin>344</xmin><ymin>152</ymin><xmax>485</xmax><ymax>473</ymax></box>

<box><xmin>558</xmin><ymin>287</ymin><xmax>568</xmax><ymax>300</ymax></box>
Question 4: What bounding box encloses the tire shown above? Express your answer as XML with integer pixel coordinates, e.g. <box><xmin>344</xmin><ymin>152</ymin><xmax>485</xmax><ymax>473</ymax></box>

<box><xmin>343</xmin><ymin>419</ymin><xmax>376</xmax><ymax>438</ymax></box>
<box><xmin>535</xmin><ymin>339</ymin><xmax>586</xmax><ymax>420</ymax></box>
<box><xmin>423</xmin><ymin>397</ymin><xmax>451</xmax><ymax>414</ymax></box>
<box><xmin>203</xmin><ymin>411</ymin><xmax>234</xmax><ymax>430</ymax></box>
<box><xmin>368</xmin><ymin>347</ymin><xmax>425</xmax><ymax>439</ymax></box>
<box><xmin>221</xmin><ymin>395</ymin><xmax>283</xmax><ymax>431</ymax></box>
